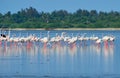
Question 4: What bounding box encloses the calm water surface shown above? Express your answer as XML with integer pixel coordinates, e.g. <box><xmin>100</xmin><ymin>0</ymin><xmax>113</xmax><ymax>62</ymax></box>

<box><xmin>0</xmin><ymin>30</ymin><xmax>120</xmax><ymax>78</ymax></box>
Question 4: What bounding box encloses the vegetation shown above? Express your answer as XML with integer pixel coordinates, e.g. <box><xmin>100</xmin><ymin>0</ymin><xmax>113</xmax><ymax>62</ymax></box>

<box><xmin>0</xmin><ymin>7</ymin><xmax>120</xmax><ymax>28</ymax></box>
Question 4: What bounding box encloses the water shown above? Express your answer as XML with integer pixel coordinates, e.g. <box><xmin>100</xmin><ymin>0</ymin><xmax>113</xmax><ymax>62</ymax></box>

<box><xmin>0</xmin><ymin>30</ymin><xmax>120</xmax><ymax>78</ymax></box>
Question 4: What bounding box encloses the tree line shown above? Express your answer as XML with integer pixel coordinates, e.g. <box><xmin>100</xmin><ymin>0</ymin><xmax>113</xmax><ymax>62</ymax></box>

<box><xmin>0</xmin><ymin>7</ymin><xmax>120</xmax><ymax>28</ymax></box>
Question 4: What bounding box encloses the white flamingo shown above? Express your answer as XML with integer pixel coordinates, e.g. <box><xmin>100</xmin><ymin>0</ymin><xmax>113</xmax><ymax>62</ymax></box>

<box><xmin>50</xmin><ymin>33</ymin><xmax>62</xmax><ymax>42</ymax></box>
<box><xmin>68</xmin><ymin>33</ymin><xmax>77</xmax><ymax>44</ymax></box>
<box><xmin>102</xmin><ymin>36</ymin><xmax>110</xmax><ymax>41</ymax></box>
<box><xmin>68</xmin><ymin>36</ymin><xmax>77</xmax><ymax>44</ymax></box>
<box><xmin>96</xmin><ymin>39</ymin><xmax>102</xmax><ymax>44</ymax></box>
<box><xmin>109</xmin><ymin>35</ymin><xmax>115</xmax><ymax>41</ymax></box>
<box><xmin>90</xmin><ymin>35</ymin><xmax>99</xmax><ymax>41</ymax></box>
<box><xmin>40</xmin><ymin>31</ymin><xmax>50</xmax><ymax>43</ymax></box>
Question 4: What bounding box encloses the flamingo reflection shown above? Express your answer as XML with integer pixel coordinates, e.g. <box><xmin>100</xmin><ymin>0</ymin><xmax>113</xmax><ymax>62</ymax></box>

<box><xmin>68</xmin><ymin>43</ymin><xmax>77</xmax><ymax>57</ymax></box>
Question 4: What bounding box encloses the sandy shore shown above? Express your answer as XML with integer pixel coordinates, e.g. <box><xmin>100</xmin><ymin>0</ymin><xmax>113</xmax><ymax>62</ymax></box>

<box><xmin>54</xmin><ymin>28</ymin><xmax>120</xmax><ymax>30</ymax></box>
<box><xmin>1</xmin><ymin>28</ymin><xmax>120</xmax><ymax>30</ymax></box>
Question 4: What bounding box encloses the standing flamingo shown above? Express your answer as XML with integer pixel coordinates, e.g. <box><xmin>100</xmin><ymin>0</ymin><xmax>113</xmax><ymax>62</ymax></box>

<box><xmin>40</xmin><ymin>31</ymin><xmax>50</xmax><ymax>43</ymax></box>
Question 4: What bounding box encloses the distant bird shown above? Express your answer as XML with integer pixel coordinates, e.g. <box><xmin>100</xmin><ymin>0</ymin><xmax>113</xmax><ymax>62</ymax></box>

<box><xmin>68</xmin><ymin>37</ymin><xmax>77</xmax><ymax>44</ymax></box>
<box><xmin>102</xmin><ymin>36</ymin><xmax>110</xmax><ymax>41</ymax></box>
<box><xmin>90</xmin><ymin>35</ymin><xmax>99</xmax><ymax>41</ymax></box>
<box><xmin>68</xmin><ymin>33</ymin><xmax>77</xmax><ymax>44</ymax></box>
<box><xmin>96</xmin><ymin>39</ymin><xmax>102</xmax><ymax>44</ymax></box>
<box><xmin>40</xmin><ymin>31</ymin><xmax>50</xmax><ymax>43</ymax></box>
<box><xmin>109</xmin><ymin>36</ymin><xmax>115</xmax><ymax>42</ymax></box>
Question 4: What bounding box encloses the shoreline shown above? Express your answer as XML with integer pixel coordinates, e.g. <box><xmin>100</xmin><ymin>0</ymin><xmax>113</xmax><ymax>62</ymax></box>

<box><xmin>1</xmin><ymin>28</ymin><xmax>120</xmax><ymax>30</ymax></box>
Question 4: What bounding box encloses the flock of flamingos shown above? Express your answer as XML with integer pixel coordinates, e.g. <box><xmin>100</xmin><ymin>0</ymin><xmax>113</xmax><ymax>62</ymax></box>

<box><xmin>0</xmin><ymin>30</ymin><xmax>115</xmax><ymax>47</ymax></box>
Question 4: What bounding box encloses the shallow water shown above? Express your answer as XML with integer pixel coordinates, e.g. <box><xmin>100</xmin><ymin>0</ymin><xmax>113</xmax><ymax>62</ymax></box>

<box><xmin>0</xmin><ymin>30</ymin><xmax>120</xmax><ymax>78</ymax></box>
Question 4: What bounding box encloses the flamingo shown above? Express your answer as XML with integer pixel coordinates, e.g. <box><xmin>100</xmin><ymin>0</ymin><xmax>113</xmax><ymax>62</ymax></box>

<box><xmin>102</xmin><ymin>36</ymin><xmax>110</xmax><ymax>41</ymax></box>
<box><xmin>109</xmin><ymin>35</ymin><xmax>115</xmax><ymax>45</ymax></box>
<box><xmin>68</xmin><ymin>33</ymin><xmax>77</xmax><ymax>44</ymax></box>
<box><xmin>50</xmin><ymin>33</ymin><xmax>63</xmax><ymax>43</ymax></box>
<box><xmin>40</xmin><ymin>31</ymin><xmax>50</xmax><ymax>43</ymax></box>
<box><xmin>109</xmin><ymin>35</ymin><xmax>115</xmax><ymax>41</ymax></box>
<box><xmin>78</xmin><ymin>33</ymin><xmax>89</xmax><ymax>41</ymax></box>
<box><xmin>68</xmin><ymin>36</ymin><xmax>77</xmax><ymax>44</ymax></box>
<box><xmin>102</xmin><ymin>36</ymin><xmax>110</xmax><ymax>46</ymax></box>
<box><xmin>96</xmin><ymin>39</ymin><xmax>102</xmax><ymax>44</ymax></box>
<box><xmin>78</xmin><ymin>36</ymin><xmax>84</xmax><ymax>41</ymax></box>
<box><xmin>90</xmin><ymin>35</ymin><xmax>99</xmax><ymax>41</ymax></box>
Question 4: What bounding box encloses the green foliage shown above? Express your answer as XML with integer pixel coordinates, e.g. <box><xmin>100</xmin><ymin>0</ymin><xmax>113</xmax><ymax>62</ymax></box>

<box><xmin>0</xmin><ymin>7</ymin><xmax>120</xmax><ymax>28</ymax></box>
